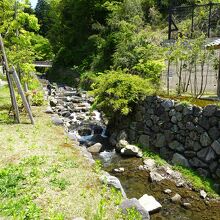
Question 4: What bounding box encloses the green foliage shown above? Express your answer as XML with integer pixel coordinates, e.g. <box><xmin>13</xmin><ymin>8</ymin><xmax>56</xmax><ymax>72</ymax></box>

<box><xmin>123</xmin><ymin>207</ymin><xmax>142</xmax><ymax>220</ymax></box>
<box><xmin>80</xmin><ymin>71</ymin><xmax>100</xmax><ymax>91</ymax></box>
<box><xmin>93</xmin><ymin>160</ymin><xmax>103</xmax><ymax>174</ymax></box>
<box><xmin>91</xmin><ymin>70</ymin><xmax>154</xmax><ymax>117</ymax></box>
<box><xmin>0</xmin><ymin>0</ymin><xmax>53</xmax><ymax>88</ymax></box>
<box><xmin>50</xmin><ymin>177</ymin><xmax>70</xmax><ymax>191</ymax></box>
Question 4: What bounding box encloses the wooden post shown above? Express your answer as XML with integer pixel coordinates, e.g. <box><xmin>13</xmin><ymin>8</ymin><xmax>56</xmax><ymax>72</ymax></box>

<box><xmin>24</xmin><ymin>82</ymin><xmax>31</xmax><ymax>107</ymax></box>
<box><xmin>11</xmin><ymin>66</ymin><xmax>35</xmax><ymax>125</ymax></box>
<box><xmin>217</xmin><ymin>51</ymin><xmax>220</xmax><ymax>98</ymax></box>
<box><xmin>0</xmin><ymin>34</ymin><xmax>20</xmax><ymax>123</ymax></box>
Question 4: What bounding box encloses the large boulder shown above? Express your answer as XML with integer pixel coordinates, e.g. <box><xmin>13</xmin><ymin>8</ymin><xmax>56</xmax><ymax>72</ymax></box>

<box><xmin>119</xmin><ymin>198</ymin><xmax>150</xmax><ymax>220</ymax></box>
<box><xmin>138</xmin><ymin>194</ymin><xmax>162</xmax><ymax>213</ymax></box>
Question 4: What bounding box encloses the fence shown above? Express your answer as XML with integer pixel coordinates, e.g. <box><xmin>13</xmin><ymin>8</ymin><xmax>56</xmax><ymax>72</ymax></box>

<box><xmin>168</xmin><ymin>2</ymin><xmax>220</xmax><ymax>39</ymax></box>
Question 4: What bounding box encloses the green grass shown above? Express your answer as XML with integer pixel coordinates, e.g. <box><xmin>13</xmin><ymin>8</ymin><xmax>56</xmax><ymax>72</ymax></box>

<box><xmin>139</xmin><ymin>146</ymin><xmax>166</xmax><ymax>166</ymax></box>
<box><xmin>139</xmin><ymin>145</ymin><xmax>218</xmax><ymax>197</ymax></box>
<box><xmin>0</xmin><ymin>89</ymin><xmax>121</xmax><ymax>220</ymax></box>
<box><xmin>173</xmin><ymin>165</ymin><xmax>217</xmax><ymax>197</ymax></box>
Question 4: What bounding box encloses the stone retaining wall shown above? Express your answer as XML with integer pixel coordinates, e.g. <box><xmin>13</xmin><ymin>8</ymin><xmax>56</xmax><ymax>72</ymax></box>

<box><xmin>108</xmin><ymin>96</ymin><xmax>220</xmax><ymax>180</ymax></box>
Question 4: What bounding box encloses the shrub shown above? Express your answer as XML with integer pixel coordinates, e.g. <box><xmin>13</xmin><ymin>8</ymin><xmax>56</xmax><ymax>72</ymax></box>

<box><xmin>91</xmin><ymin>70</ymin><xmax>154</xmax><ymax>117</ymax></box>
<box><xmin>80</xmin><ymin>71</ymin><xmax>100</xmax><ymax>91</ymax></box>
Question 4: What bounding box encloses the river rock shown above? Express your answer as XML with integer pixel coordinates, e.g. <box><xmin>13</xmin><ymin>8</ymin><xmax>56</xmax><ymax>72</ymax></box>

<box><xmin>172</xmin><ymin>153</ymin><xmax>190</xmax><ymax>168</ymax></box>
<box><xmin>171</xmin><ymin>193</ymin><xmax>182</xmax><ymax>203</ymax></box>
<box><xmin>143</xmin><ymin>159</ymin><xmax>156</xmax><ymax>171</ymax></box>
<box><xmin>51</xmin><ymin>116</ymin><xmax>63</xmax><ymax>126</ymax></box>
<box><xmin>121</xmin><ymin>145</ymin><xmax>143</xmax><ymax>158</ymax></box>
<box><xmin>182</xmin><ymin>203</ymin><xmax>191</xmax><ymax>209</ymax></box>
<box><xmin>200</xmin><ymin>190</ymin><xmax>207</xmax><ymax>199</ymax></box>
<box><xmin>100</xmin><ymin>172</ymin><xmax>126</xmax><ymax>198</ymax></box>
<box><xmin>114</xmin><ymin>167</ymin><xmax>125</xmax><ymax>173</ymax></box>
<box><xmin>138</xmin><ymin>194</ymin><xmax>162</xmax><ymax>213</ymax></box>
<box><xmin>149</xmin><ymin>171</ymin><xmax>164</xmax><ymax>182</ymax></box>
<box><xmin>45</xmin><ymin>106</ymin><xmax>53</xmax><ymax>114</ymax></box>
<box><xmin>116</xmin><ymin>140</ymin><xmax>128</xmax><ymax>151</ymax></box>
<box><xmin>87</xmin><ymin>143</ymin><xmax>102</xmax><ymax>153</ymax></box>
<box><xmin>164</xmin><ymin>189</ymin><xmax>172</xmax><ymax>194</ymax></box>
<box><xmin>119</xmin><ymin>198</ymin><xmax>150</xmax><ymax>220</ymax></box>
<box><xmin>50</xmin><ymin>98</ymin><xmax>58</xmax><ymax>107</ymax></box>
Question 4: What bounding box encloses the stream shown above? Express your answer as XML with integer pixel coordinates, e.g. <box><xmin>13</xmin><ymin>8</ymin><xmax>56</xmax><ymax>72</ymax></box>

<box><xmin>45</xmin><ymin>83</ymin><xmax>220</xmax><ymax>220</ymax></box>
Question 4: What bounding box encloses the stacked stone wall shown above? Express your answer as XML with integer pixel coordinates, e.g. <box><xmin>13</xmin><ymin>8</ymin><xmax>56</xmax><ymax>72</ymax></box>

<box><xmin>109</xmin><ymin>96</ymin><xmax>220</xmax><ymax>179</ymax></box>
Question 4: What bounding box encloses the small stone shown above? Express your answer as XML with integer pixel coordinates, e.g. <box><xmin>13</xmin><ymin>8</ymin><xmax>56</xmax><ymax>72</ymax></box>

<box><xmin>182</xmin><ymin>203</ymin><xmax>191</xmax><ymax>209</ymax></box>
<box><xmin>200</xmin><ymin>190</ymin><xmax>207</xmax><ymax>199</ymax></box>
<box><xmin>149</xmin><ymin>171</ymin><xmax>164</xmax><ymax>182</ymax></box>
<box><xmin>121</xmin><ymin>145</ymin><xmax>143</xmax><ymax>158</ymax></box>
<box><xmin>138</xmin><ymin>194</ymin><xmax>162</xmax><ymax>213</ymax></box>
<box><xmin>114</xmin><ymin>167</ymin><xmax>125</xmax><ymax>173</ymax></box>
<box><xmin>171</xmin><ymin>193</ymin><xmax>182</xmax><ymax>203</ymax></box>
<box><xmin>164</xmin><ymin>189</ymin><xmax>172</xmax><ymax>194</ymax></box>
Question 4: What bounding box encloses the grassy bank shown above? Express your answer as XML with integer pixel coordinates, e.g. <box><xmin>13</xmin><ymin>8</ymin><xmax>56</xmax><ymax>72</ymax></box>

<box><xmin>0</xmin><ymin>85</ymin><xmax>120</xmax><ymax>220</ymax></box>
<box><xmin>142</xmin><ymin>148</ymin><xmax>218</xmax><ymax>197</ymax></box>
